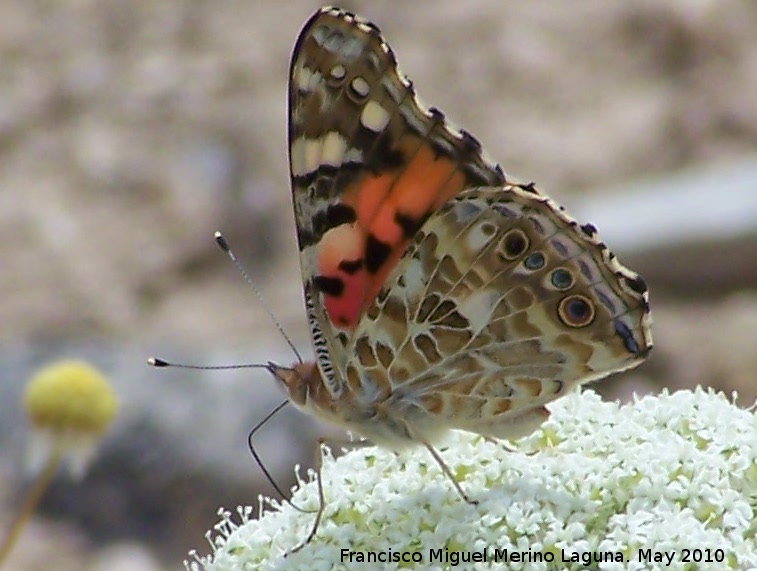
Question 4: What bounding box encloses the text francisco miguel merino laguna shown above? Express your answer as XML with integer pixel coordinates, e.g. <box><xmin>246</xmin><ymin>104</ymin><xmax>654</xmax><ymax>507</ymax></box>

<box><xmin>340</xmin><ymin>547</ymin><xmax>633</xmax><ymax>566</ymax></box>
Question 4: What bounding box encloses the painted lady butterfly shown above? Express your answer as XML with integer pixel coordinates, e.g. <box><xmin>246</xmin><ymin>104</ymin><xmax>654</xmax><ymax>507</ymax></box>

<box><xmin>269</xmin><ymin>7</ymin><xmax>652</xmax><ymax>550</ymax></box>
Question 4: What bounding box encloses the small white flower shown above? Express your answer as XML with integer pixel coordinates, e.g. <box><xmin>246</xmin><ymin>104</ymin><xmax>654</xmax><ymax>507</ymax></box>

<box><xmin>187</xmin><ymin>389</ymin><xmax>757</xmax><ymax>571</ymax></box>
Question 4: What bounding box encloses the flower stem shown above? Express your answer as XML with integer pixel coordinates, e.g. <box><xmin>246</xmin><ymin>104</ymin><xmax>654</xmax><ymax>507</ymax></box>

<box><xmin>0</xmin><ymin>447</ymin><xmax>62</xmax><ymax>566</ymax></box>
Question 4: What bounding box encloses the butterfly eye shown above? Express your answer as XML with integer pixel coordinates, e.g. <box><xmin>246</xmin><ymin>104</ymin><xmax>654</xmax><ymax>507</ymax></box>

<box><xmin>523</xmin><ymin>251</ymin><xmax>545</xmax><ymax>270</ymax></box>
<box><xmin>550</xmin><ymin>268</ymin><xmax>574</xmax><ymax>290</ymax></box>
<box><xmin>501</xmin><ymin>229</ymin><xmax>529</xmax><ymax>260</ymax></box>
<box><xmin>558</xmin><ymin>294</ymin><xmax>595</xmax><ymax>328</ymax></box>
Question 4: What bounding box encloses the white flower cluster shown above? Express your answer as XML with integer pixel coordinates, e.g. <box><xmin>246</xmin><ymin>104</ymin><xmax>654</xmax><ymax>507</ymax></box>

<box><xmin>187</xmin><ymin>389</ymin><xmax>757</xmax><ymax>571</ymax></box>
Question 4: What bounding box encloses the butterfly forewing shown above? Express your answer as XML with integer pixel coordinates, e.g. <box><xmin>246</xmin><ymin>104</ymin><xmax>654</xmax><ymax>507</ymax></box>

<box><xmin>288</xmin><ymin>8</ymin><xmax>506</xmax><ymax>397</ymax></box>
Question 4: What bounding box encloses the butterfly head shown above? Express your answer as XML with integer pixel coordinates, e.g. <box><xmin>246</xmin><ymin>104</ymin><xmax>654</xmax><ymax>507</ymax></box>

<box><xmin>267</xmin><ymin>360</ymin><xmax>356</xmax><ymax>433</ymax></box>
<box><xmin>267</xmin><ymin>361</ymin><xmax>313</xmax><ymax>406</ymax></box>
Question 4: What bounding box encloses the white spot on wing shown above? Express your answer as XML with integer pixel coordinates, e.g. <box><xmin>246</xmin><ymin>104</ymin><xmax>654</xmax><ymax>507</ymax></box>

<box><xmin>321</xmin><ymin>131</ymin><xmax>348</xmax><ymax>168</ymax></box>
<box><xmin>293</xmin><ymin>65</ymin><xmax>321</xmax><ymax>92</ymax></box>
<box><xmin>458</xmin><ymin>289</ymin><xmax>499</xmax><ymax>330</ymax></box>
<box><xmin>291</xmin><ymin>135</ymin><xmax>364</xmax><ymax>176</ymax></box>
<box><xmin>290</xmin><ymin>137</ymin><xmax>306</xmax><ymax>176</ymax></box>
<box><xmin>350</xmin><ymin>76</ymin><xmax>370</xmax><ymax>98</ymax></box>
<box><xmin>290</xmin><ymin>137</ymin><xmax>322</xmax><ymax>176</ymax></box>
<box><xmin>360</xmin><ymin>101</ymin><xmax>390</xmax><ymax>132</ymax></box>
<box><xmin>465</xmin><ymin>222</ymin><xmax>497</xmax><ymax>252</ymax></box>
<box><xmin>330</xmin><ymin>64</ymin><xmax>346</xmax><ymax>80</ymax></box>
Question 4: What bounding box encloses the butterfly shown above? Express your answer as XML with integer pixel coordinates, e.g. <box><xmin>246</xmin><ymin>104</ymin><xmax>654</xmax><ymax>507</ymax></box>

<box><xmin>269</xmin><ymin>6</ymin><xmax>652</xmax><ymax>551</ymax></box>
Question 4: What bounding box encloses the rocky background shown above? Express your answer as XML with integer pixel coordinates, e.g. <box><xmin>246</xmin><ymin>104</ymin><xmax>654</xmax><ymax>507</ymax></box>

<box><xmin>1</xmin><ymin>1</ymin><xmax>755</xmax><ymax>569</ymax></box>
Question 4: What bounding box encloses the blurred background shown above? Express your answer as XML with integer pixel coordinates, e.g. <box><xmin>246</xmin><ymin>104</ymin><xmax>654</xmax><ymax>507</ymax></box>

<box><xmin>1</xmin><ymin>1</ymin><xmax>755</xmax><ymax>569</ymax></box>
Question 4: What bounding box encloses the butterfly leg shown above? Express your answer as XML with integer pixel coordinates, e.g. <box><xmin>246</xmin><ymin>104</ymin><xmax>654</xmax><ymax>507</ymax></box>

<box><xmin>493</xmin><ymin>437</ymin><xmax>541</xmax><ymax>456</ymax></box>
<box><xmin>483</xmin><ymin>435</ymin><xmax>520</xmax><ymax>452</ymax></box>
<box><xmin>420</xmin><ymin>439</ymin><xmax>478</xmax><ymax>506</ymax></box>
<box><xmin>287</xmin><ymin>436</ymin><xmax>371</xmax><ymax>555</ymax></box>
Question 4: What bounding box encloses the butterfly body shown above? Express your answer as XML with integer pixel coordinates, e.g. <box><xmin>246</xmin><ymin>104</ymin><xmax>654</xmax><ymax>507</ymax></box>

<box><xmin>272</xmin><ymin>361</ymin><xmax>448</xmax><ymax>449</ymax></box>
<box><xmin>278</xmin><ymin>4</ymin><xmax>651</xmax><ymax>503</ymax></box>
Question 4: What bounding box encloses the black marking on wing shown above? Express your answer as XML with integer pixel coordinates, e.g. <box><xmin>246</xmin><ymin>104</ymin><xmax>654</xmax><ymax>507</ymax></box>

<box><xmin>614</xmin><ymin>319</ymin><xmax>640</xmax><ymax>355</ymax></box>
<box><xmin>364</xmin><ymin>135</ymin><xmax>407</xmax><ymax>174</ymax></box>
<box><xmin>365</xmin><ymin>234</ymin><xmax>392</xmax><ymax>273</ymax></box>
<box><xmin>395</xmin><ymin>211</ymin><xmax>430</xmax><ymax>239</ymax></box>
<box><xmin>625</xmin><ymin>274</ymin><xmax>648</xmax><ymax>295</ymax></box>
<box><xmin>314</xmin><ymin>204</ymin><xmax>356</xmax><ymax>234</ymax></box>
<box><xmin>580</xmin><ymin>223</ymin><xmax>598</xmax><ymax>238</ymax></box>
<box><xmin>339</xmin><ymin>259</ymin><xmax>363</xmax><ymax>274</ymax></box>
<box><xmin>313</xmin><ymin>275</ymin><xmax>345</xmax><ymax>297</ymax></box>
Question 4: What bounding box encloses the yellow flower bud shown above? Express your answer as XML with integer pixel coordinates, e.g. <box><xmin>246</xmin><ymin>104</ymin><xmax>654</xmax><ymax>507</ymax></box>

<box><xmin>23</xmin><ymin>360</ymin><xmax>117</xmax><ymax>478</ymax></box>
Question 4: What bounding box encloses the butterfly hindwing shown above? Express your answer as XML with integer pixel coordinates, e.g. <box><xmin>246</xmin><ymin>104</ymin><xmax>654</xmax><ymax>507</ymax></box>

<box><xmin>343</xmin><ymin>185</ymin><xmax>652</xmax><ymax>439</ymax></box>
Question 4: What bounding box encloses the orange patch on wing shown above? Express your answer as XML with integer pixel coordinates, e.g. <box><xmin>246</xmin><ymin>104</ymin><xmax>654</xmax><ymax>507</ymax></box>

<box><xmin>351</xmin><ymin>173</ymin><xmax>394</xmax><ymax>227</ymax></box>
<box><xmin>318</xmin><ymin>140</ymin><xmax>476</xmax><ymax>330</ymax></box>
<box><xmin>323</xmin><ymin>269</ymin><xmax>368</xmax><ymax>327</ymax></box>
<box><xmin>368</xmin><ymin>143</ymin><xmax>460</xmax><ymax>245</ymax></box>
<box><xmin>390</xmin><ymin>144</ymin><xmax>459</xmax><ymax>218</ymax></box>
<box><xmin>318</xmin><ymin>223</ymin><xmax>370</xmax><ymax>329</ymax></box>
<box><xmin>357</xmin><ymin>144</ymin><xmax>470</xmax><ymax>311</ymax></box>
<box><xmin>346</xmin><ymin>139</ymin><xmax>465</xmax><ymax>239</ymax></box>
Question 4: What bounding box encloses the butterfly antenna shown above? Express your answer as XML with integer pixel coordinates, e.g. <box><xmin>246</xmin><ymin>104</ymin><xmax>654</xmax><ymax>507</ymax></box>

<box><xmin>214</xmin><ymin>231</ymin><xmax>303</xmax><ymax>365</ymax></box>
<box><xmin>147</xmin><ymin>357</ymin><xmax>271</xmax><ymax>371</ymax></box>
